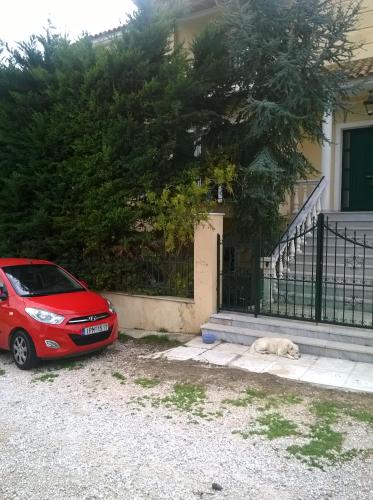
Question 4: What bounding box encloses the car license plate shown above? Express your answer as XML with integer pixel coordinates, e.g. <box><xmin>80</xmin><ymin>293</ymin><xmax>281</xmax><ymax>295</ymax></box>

<box><xmin>82</xmin><ymin>323</ymin><xmax>109</xmax><ymax>336</ymax></box>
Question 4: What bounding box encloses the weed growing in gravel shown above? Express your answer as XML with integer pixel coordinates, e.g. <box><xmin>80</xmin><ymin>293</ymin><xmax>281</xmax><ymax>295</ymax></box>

<box><xmin>311</xmin><ymin>400</ymin><xmax>373</xmax><ymax>428</ymax></box>
<box><xmin>263</xmin><ymin>394</ymin><xmax>303</xmax><ymax>410</ymax></box>
<box><xmin>251</xmin><ymin>412</ymin><xmax>299</xmax><ymax>440</ymax></box>
<box><xmin>285</xmin><ymin>399</ymin><xmax>372</xmax><ymax>469</ymax></box>
<box><xmin>222</xmin><ymin>387</ymin><xmax>260</xmax><ymax>408</ymax></box>
<box><xmin>53</xmin><ymin>360</ymin><xmax>84</xmax><ymax>371</ymax></box>
<box><xmin>311</xmin><ymin>401</ymin><xmax>343</xmax><ymax>424</ymax></box>
<box><xmin>346</xmin><ymin>409</ymin><xmax>373</xmax><ymax>426</ymax></box>
<box><xmin>134</xmin><ymin>377</ymin><xmax>160</xmax><ymax>388</ymax></box>
<box><xmin>162</xmin><ymin>383</ymin><xmax>206</xmax><ymax>411</ymax></box>
<box><xmin>118</xmin><ymin>332</ymin><xmax>131</xmax><ymax>343</ymax></box>
<box><xmin>112</xmin><ymin>372</ymin><xmax>126</xmax><ymax>382</ymax></box>
<box><xmin>287</xmin><ymin>423</ymin><xmax>360</xmax><ymax>469</ymax></box>
<box><xmin>32</xmin><ymin>373</ymin><xmax>59</xmax><ymax>383</ymax></box>
<box><xmin>0</xmin><ymin>368</ymin><xmax>5</xmax><ymax>376</ymax></box>
<box><xmin>245</xmin><ymin>388</ymin><xmax>267</xmax><ymax>399</ymax></box>
<box><xmin>137</xmin><ymin>335</ymin><xmax>183</xmax><ymax>347</ymax></box>
<box><xmin>117</xmin><ymin>332</ymin><xmax>182</xmax><ymax>347</ymax></box>
<box><xmin>223</xmin><ymin>387</ymin><xmax>302</xmax><ymax>410</ymax></box>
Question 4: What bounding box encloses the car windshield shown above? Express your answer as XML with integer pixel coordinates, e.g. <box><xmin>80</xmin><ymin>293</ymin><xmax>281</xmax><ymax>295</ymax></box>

<box><xmin>3</xmin><ymin>264</ymin><xmax>84</xmax><ymax>297</ymax></box>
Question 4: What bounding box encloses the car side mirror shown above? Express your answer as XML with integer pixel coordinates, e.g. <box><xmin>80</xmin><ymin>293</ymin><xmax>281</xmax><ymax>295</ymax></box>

<box><xmin>0</xmin><ymin>284</ymin><xmax>8</xmax><ymax>301</ymax></box>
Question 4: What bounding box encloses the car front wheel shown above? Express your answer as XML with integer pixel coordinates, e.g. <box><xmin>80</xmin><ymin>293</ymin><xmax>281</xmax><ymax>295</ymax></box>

<box><xmin>11</xmin><ymin>330</ymin><xmax>38</xmax><ymax>370</ymax></box>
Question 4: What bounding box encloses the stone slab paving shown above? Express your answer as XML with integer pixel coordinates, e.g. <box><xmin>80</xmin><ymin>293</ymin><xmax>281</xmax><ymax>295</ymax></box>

<box><xmin>158</xmin><ymin>337</ymin><xmax>373</xmax><ymax>393</ymax></box>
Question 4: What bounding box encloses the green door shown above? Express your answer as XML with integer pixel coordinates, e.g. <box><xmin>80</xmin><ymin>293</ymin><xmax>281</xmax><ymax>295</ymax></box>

<box><xmin>341</xmin><ymin>127</ymin><xmax>373</xmax><ymax>211</ymax></box>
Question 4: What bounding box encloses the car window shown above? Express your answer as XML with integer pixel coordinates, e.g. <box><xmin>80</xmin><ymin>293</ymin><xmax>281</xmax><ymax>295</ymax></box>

<box><xmin>3</xmin><ymin>264</ymin><xmax>84</xmax><ymax>297</ymax></box>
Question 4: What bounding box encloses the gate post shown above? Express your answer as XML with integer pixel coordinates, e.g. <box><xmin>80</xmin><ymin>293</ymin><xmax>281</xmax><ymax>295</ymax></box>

<box><xmin>315</xmin><ymin>213</ymin><xmax>324</xmax><ymax>322</ymax></box>
<box><xmin>194</xmin><ymin>213</ymin><xmax>224</xmax><ymax>324</ymax></box>
<box><xmin>253</xmin><ymin>237</ymin><xmax>261</xmax><ymax>317</ymax></box>
<box><xmin>216</xmin><ymin>234</ymin><xmax>221</xmax><ymax>312</ymax></box>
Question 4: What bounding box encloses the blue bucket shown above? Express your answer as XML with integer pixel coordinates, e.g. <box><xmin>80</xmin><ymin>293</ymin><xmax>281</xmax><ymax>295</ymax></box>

<box><xmin>202</xmin><ymin>331</ymin><xmax>217</xmax><ymax>344</ymax></box>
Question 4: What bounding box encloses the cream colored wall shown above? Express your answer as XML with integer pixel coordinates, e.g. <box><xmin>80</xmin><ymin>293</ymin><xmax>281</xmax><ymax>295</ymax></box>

<box><xmin>103</xmin><ymin>292</ymin><xmax>197</xmax><ymax>332</ymax></box>
<box><xmin>300</xmin><ymin>140</ymin><xmax>322</xmax><ymax>177</ymax></box>
<box><xmin>175</xmin><ymin>8</ymin><xmax>218</xmax><ymax>50</ymax></box>
<box><xmin>176</xmin><ymin>1</ymin><xmax>373</xmax><ymax>60</ymax></box>
<box><xmin>348</xmin><ymin>0</ymin><xmax>373</xmax><ymax>59</ymax></box>
<box><xmin>103</xmin><ymin>213</ymin><xmax>224</xmax><ymax>333</ymax></box>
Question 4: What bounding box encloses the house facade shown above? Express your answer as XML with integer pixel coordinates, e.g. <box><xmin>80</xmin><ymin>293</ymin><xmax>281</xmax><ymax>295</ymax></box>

<box><xmin>175</xmin><ymin>0</ymin><xmax>373</xmax><ymax>215</ymax></box>
<box><xmin>98</xmin><ymin>1</ymin><xmax>373</xmax><ymax>356</ymax></box>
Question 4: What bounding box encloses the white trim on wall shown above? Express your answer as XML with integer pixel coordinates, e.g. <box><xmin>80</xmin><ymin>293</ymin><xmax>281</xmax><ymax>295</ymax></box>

<box><xmin>334</xmin><ymin>119</ymin><xmax>373</xmax><ymax>211</ymax></box>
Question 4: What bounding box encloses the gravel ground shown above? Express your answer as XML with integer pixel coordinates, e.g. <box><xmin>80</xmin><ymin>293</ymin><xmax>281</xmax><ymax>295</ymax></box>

<box><xmin>0</xmin><ymin>338</ymin><xmax>373</xmax><ymax>500</ymax></box>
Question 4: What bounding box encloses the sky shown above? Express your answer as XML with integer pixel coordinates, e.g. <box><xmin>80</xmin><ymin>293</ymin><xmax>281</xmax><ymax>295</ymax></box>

<box><xmin>0</xmin><ymin>0</ymin><xmax>137</xmax><ymax>46</ymax></box>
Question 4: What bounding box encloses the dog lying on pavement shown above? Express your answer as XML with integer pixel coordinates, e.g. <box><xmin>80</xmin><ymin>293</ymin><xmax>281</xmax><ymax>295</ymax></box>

<box><xmin>250</xmin><ymin>337</ymin><xmax>300</xmax><ymax>360</ymax></box>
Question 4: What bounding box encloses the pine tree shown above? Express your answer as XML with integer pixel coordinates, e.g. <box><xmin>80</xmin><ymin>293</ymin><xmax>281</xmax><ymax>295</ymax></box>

<box><xmin>0</xmin><ymin>3</ymin><xmax>200</xmax><ymax>286</ymax></box>
<box><xmin>191</xmin><ymin>0</ymin><xmax>361</xmax><ymax>233</ymax></box>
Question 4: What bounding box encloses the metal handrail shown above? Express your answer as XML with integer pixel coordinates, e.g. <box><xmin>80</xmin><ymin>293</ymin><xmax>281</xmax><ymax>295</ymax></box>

<box><xmin>270</xmin><ymin>176</ymin><xmax>327</xmax><ymax>262</ymax></box>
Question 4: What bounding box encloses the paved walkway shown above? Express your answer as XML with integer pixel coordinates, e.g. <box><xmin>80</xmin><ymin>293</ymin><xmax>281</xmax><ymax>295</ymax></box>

<box><xmin>155</xmin><ymin>337</ymin><xmax>373</xmax><ymax>393</ymax></box>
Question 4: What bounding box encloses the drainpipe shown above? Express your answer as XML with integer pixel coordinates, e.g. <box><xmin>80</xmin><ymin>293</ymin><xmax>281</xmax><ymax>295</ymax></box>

<box><xmin>320</xmin><ymin>111</ymin><xmax>333</xmax><ymax>210</ymax></box>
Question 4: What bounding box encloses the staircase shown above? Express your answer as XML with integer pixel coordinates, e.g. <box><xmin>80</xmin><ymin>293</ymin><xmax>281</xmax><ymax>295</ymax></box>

<box><xmin>205</xmin><ymin>182</ymin><xmax>373</xmax><ymax>361</ymax></box>
<box><xmin>201</xmin><ymin>312</ymin><xmax>373</xmax><ymax>363</ymax></box>
<box><xmin>273</xmin><ymin>211</ymin><xmax>373</xmax><ymax>325</ymax></box>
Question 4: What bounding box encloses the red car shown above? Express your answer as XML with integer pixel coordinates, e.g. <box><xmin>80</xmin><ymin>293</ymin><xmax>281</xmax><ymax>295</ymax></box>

<box><xmin>0</xmin><ymin>258</ymin><xmax>118</xmax><ymax>369</ymax></box>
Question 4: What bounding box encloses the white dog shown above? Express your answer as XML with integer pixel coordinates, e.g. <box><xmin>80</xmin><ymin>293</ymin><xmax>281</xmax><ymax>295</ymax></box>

<box><xmin>250</xmin><ymin>337</ymin><xmax>300</xmax><ymax>359</ymax></box>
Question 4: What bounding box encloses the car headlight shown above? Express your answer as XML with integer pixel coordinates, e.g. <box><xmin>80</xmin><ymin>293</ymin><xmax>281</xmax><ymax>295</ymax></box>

<box><xmin>106</xmin><ymin>299</ymin><xmax>116</xmax><ymax>314</ymax></box>
<box><xmin>25</xmin><ymin>307</ymin><xmax>65</xmax><ymax>325</ymax></box>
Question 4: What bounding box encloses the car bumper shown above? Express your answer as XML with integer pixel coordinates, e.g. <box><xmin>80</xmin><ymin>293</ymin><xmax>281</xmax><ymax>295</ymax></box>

<box><xmin>32</xmin><ymin>316</ymin><xmax>119</xmax><ymax>359</ymax></box>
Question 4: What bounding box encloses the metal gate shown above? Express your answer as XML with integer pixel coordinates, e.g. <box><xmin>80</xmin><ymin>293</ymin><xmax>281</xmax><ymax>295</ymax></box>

<box><xmin>218</xmin><ymin>214</ymin><xmax>373</xmax><ymax>329</ymax></box>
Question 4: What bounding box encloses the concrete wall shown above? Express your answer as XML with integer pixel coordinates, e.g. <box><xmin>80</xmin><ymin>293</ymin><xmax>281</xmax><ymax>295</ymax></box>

<box><xmin>103</xmin><ymin>213</ymin><xmax>224</xmax><ymax>333</ymax></box>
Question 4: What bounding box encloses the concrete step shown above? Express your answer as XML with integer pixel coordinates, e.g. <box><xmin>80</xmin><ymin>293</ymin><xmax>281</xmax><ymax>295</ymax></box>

<box><xmin>290</xmin><ymin>252</ymin><xmax>373</xmax><ymax>264</ymax></box>
<box><xmin>274</xmin><ymin>272</ymin><xmax>373</xmax><ymax>285</ymax></box>
<box><xmin>202</xmin><ymin>316</ymin><xmax>373</xmax><ymax>362</ymax></box>
<box><xmin>285</xmin><ymin>260</ymin><xmax>373</xmax><ymax>275</ymax></box>
<box><xmin>259</xmin><ymin>303</ymin><xmax>373</xmax><ymax>328</ymax></box>
<box><xmin>275</xmin><ymin>280</ymin><xmax>373</xmax><ymax>300</ymax></box>
<box><xmin>323</xmin><ymin>211</ymin><xmax>373</xmax><ymax>222</ymax></box>
<box><xmin>209</xmin><ymin>312</ymin><xmax>373</xmax><ymax>346</ymax></box>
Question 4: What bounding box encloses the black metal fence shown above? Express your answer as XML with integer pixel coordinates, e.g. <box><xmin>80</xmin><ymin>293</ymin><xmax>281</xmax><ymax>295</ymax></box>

<box><xmin>73</xmin><ymin>253</ymin><xmax>194</xmax><ymax>299</ymax></box>
<box><xmin>114</xmin><ymin>255</ymin><xmax>194</xmax><ymax>298</ymax></box>
<box><xmin>218</xmin><ymin>214</ymin><xmax>373</xmax><ymax>329</ymax></box>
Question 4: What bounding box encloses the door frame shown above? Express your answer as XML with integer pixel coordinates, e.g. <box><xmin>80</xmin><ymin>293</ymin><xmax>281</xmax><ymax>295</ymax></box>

<box><xmin>334</xmin><ymin>119</ymin><xmax>373</xmax><ymax>211</ymax></box>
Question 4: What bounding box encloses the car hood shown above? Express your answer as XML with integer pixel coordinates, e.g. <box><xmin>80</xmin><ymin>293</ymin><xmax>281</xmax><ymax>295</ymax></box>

<box><xmin>22</xmin><ymin>290</ymin><xmax>109</xmax><ymax>316</ymax></box>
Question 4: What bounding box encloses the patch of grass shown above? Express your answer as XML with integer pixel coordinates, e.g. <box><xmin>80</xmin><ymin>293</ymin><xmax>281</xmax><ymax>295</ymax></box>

<box><xmin>134</xmin><ymin>377</ymin><xmax>160</xmax><ymax>388</ymax></box>
<box><xmin>32</xmin><ymin>372</ymin><xmax>59</xmax><ymax>383</ymax></box>
<box><xmin>245</xmin><ymin>387</ymin><xmax>267</xmax><ymax>399</ymax></box>
<box><xmin>252</xmin><ymin>412</ymin><xmax>299</xmax><ymax>440</ymax></box>
<box><xmin>118</xmin><ymin>332</ymin><xmax>183</xmax><ymax>347</ymax></box>
<box><xmin>223</xmin><ymin>386</ymin><xmax>265</xmax><ymax>408</ymax></box>
<box><xmin>311</xmin><ymin>401</ymin><xmax>344</xmax><ymax>424</ymax></box>
<box><xmin>53</xmin><ymin>360</ymin><xmax>84</xmax><ymax>371</ymax></box>
<box><xmin>287</xmin><ymin>423</ymin><xmax>360</xmax><ymax>469</ymax></box>
<box><xmin>346</xmin><ymin>409</ymin><xmax>373</xmax><ymax>427</ymax></box>
<box><xmin>0</xmin><ymin>368</ymin><xmax>5</xmax><ymax>376</ymax></box>
<box><xmin>118</xmin><ymin>332</ymin><xmax>131</xmax><ymax>343</ymax></box>
<box><xmin>112</xmin><ymin>371</ymin><xmax>126</xmax><ymax>381</ymax></box>
<box><xmin>261</xmin><ymin>394</ymin><xmax>303</xmax><ymax>411</ymax></box>
<box><xmin>223</xmin><ymin>396</ymin><xmax>252</xmax><ymax>408</ymax></box>
<box><xmin>223</xmin><ymin>387</ymin><xmax>302</xmax><ymax>411</ymax></box>
<box><xmin>162</xmin><ymin>382</ymin><xmax>206</xmax><ymax>412</ymax></box>
<box><xmin>137</xmin><ymin>335</ymin><xmax>182</xmax><ymax>347</ymax></box>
